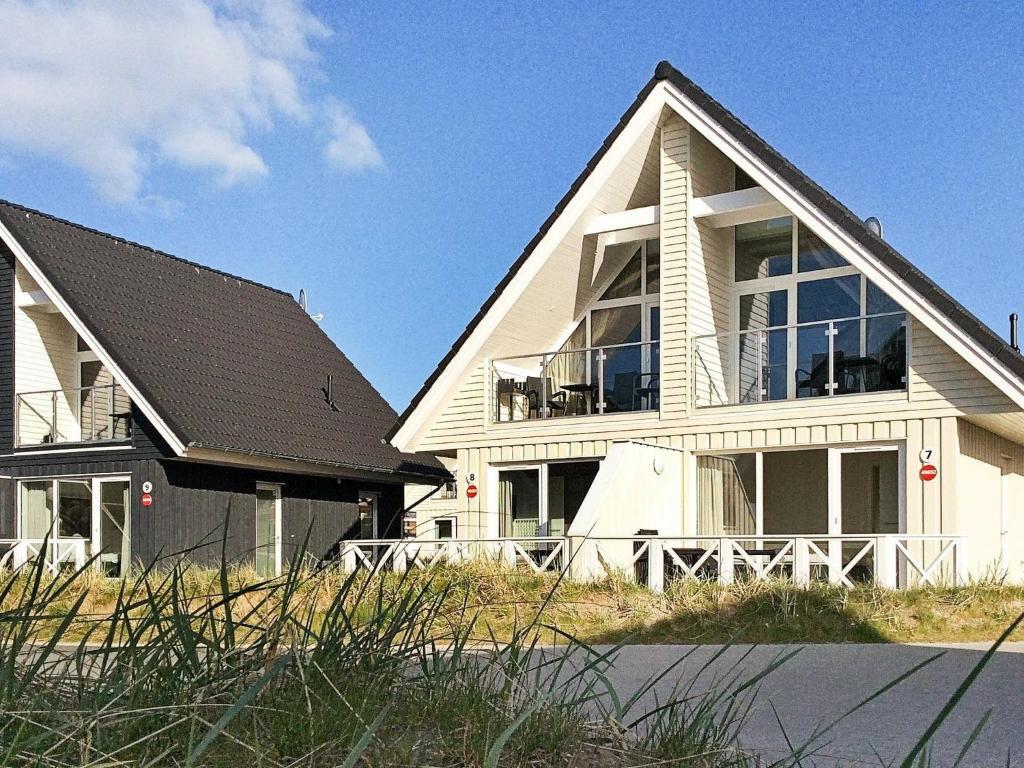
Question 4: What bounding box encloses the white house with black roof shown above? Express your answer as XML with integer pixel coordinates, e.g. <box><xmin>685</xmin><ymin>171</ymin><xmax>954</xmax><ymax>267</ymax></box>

<box><xmin>0</xmin><ymin>200</ymin><xmax>449</xmax><ymax>577</ymax></box>
<box><xmin>387</xmin><ymin>62</ymin><xmax>1024</xmax><ymax>588</ymax></box>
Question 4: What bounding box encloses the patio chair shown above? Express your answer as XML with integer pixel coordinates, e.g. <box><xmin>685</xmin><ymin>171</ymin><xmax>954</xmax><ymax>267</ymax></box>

<box><xmin>525</xmin><ymin>376</ymin><xmax>566</xmax><ymax>418</ymax></box>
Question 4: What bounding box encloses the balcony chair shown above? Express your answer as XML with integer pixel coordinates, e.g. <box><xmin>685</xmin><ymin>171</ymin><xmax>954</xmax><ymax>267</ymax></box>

<box><xmin>495</xmin><ymin>378</ymin><xmax>528</xmax><ymax>422</ymax></box>
<box><xmin>525</xmin><ymin>376</ymin><xmax>566</xmax><ymax>419</ymax></box>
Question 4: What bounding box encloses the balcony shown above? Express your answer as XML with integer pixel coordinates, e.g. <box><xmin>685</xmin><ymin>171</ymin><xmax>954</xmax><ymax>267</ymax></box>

<box><xmin>492</xmin><ymin>340</ymin><xmax>659</xmax><ymax>423</ymax></box>
<box><xmin>16</xmin><ymin>383</ymin><xmax>132</xmax><ymax>447</ymax></box>
<box><xmin>694</xmin><ymin>312</ymin><xmax>907</xmax><ymax>408</ymax></box>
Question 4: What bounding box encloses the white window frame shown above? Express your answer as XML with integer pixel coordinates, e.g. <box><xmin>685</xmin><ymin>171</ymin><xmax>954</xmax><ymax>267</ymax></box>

<box><xmin>691</xmin><ymin>442</ymin><xmax>905</xmax><ymax>540</ymax></box>
<box><xmin>16</xmin><ymin>474</ymin><xmax>131</xmax><ymax>575</ymax></box>
<box><xmin>255</xmin><ymin>482</ymin><xmax>283</xmax><ymax>577</ymax></box>
<box><xmin>433</xmin><ymin>516</ymin><xmax>457</xmax><ymax>540</ymax></box>
<box><xmin>489</xmin><ymin>459</ymin><xmax>601</xmax><ymax>538</ymax></box>
<box><xmin>358</xmin><ymin>489</ymin><xmax>381</xmax><ymax>540</ymax></box>
<box><xmin>730</xmin><ymin>217</ymin><xmax>908</xmax><ymax>401</ymax></box>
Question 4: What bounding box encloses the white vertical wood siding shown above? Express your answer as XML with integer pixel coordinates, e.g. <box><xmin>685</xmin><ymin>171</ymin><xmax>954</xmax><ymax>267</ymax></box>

<box><xmin>658</xmin><ymin>113</ymin><xmax>690</xmax><ymax>420</ymax></box>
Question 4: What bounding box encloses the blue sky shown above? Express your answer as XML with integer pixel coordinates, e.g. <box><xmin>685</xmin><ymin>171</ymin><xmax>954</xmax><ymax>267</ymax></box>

<box><xmin>0</xmin><ymin>1</ymin><xmax>1021</xmax><ymax>409</ymax></box>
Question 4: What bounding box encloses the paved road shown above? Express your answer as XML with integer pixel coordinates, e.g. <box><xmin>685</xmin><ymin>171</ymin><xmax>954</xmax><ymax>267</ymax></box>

<box><xmin>584</xmin><ymin>643</ymin><xmax>1024</xmax><ymax>767</ymax></box>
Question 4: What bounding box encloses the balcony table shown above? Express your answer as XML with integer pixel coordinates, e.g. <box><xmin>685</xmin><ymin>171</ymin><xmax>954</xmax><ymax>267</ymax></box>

<box><xmin>559</xmin><ymin>383</ymin><xmax>598</xmax><ymax>415</ymax></box>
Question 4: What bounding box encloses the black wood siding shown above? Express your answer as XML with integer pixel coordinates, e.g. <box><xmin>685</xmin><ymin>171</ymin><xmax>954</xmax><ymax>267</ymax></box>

<box><xmin>0</xmin><ymin>244</ymin><xmax>13</xmax><ymax>455</ymax></box>
<box><xmin>1</xmin><ymin>453</ymin><xmax>404</xmax><ymax>569</ymax></box>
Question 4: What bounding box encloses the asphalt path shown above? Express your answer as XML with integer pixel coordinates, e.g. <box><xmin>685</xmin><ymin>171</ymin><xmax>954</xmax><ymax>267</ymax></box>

<box><xmin>582</xmin><ymin>642</ymin><xmax>1024</xmax><ymax>767</ymax></box>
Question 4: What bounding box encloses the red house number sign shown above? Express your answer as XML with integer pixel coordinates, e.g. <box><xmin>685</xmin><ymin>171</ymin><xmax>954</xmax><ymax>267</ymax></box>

<box><xmin>919</xmin><ymin>464</ymin><xmax>938</xmax><ymax>482</ymax></box>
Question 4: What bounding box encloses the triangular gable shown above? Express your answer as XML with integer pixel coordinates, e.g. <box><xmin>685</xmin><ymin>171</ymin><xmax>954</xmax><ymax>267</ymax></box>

<box><xmin>2</xmin><ymin>225</ymin><xmax>187</xmax><ymax>455</ymax></box>
<box><xmin>390</xmin><ymin>61</ymin><xmax>1024</xmax><ymax>452</ymax></box>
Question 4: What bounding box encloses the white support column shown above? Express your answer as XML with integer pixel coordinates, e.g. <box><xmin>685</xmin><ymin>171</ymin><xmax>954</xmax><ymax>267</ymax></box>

<box><xmin>827</xmin><ymin>448</ymin><xmax>843</xmax><ymax>583</ymax></box>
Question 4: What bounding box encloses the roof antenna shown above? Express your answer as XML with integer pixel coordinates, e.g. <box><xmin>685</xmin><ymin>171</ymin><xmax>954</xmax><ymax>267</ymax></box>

<box><xmin>1011</xmin><ymin>313</ymin><xmax>1020</xmax><ymax>354</ymax></box>
<box><xmin>864</xmin><ymin>217</ymin><xmax>884</xmax><ymax>238</ymax></box>
<box><xmin>324</xmin><ymin>374</ymin><xmax>341</xmax><ymax>411</ymax></box>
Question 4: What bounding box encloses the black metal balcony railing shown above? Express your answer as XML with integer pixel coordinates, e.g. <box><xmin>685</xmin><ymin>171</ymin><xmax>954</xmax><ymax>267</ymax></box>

<box><xmin>694</xmin><ymin>312</ymin><xmax>907</xmax><ymax>408</ymax></box>
<box><xmin>492</xmin><ymin>340</ymin><xmax>660</xmax><ymax>423</ymax></box>
<box><xmin>15</xmin><ymin>383</ymin><xmax>132</xmax><ymax>447</ymax></box>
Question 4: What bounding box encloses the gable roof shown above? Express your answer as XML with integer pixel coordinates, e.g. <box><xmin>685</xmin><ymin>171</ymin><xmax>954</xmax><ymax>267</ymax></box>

<box><xmin>389</xmin><ymin>60</ymin><xmax>1024</xmax><ymax>443</ymax></box>
<box><xmin>0</xmin><ymin>199</ymin><xmax>447</xmax><ymax>482</ymax></box>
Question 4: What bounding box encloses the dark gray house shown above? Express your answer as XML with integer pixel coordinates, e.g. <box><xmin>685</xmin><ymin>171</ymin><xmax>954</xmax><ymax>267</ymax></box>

<box><xmin>0</xmin><ymin>199</ymin><xmax>448</xmax><ymax>576</ymax></box>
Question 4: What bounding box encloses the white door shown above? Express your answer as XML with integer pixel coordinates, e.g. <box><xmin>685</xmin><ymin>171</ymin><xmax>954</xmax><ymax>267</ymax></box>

<box><xmin>255</xmin><ymin>484</ymin><xmax>282</xmax><ymax>577</ymax></box>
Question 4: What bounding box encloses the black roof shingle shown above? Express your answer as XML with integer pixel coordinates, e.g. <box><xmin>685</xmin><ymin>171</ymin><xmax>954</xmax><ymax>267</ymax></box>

<box><xmin>0</xmin><ymin>200</ymin><xmax>448</xmax><ymax>482</ymax></box>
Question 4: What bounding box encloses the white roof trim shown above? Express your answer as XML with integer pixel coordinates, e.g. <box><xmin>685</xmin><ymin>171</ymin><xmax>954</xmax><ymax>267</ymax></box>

<box><xmin>390</xmin><ymin>84</ymin><xmax>670</xmax><ymax>451</ymax></box>
<box><xmin>0</xmin><ymin>220</ymin><xmax>188</xmax><ymax>456</ymax></box>
<box><xmin>660</xmin><ymin>82</ymin><xmax>1024</xmax><ymax>410</ymax></box>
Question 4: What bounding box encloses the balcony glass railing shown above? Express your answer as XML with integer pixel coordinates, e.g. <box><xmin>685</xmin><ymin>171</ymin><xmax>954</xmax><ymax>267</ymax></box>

<box><xmin>492</xmin><ymin>340</ymin><xmax>659</xmax><ymax>423</ymax></box>
<box><xmin>16</xmin><ymin>384</ymin><xmax>132</xmax><ymax>447</ymax></box>
<box><xmin>694</xmin><ymin>312</ymin><xmax>907</xmax><ymax>408</ymax></box>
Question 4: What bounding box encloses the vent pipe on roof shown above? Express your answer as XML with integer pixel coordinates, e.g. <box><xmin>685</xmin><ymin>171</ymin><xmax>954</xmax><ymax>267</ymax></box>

<box><xmin>1011</xmin><ymin>313</ymin><xmax>1020</xmax><ymax>354</ymax></box>
<box><xmin>299</xmin><ymin>289</ymin><xmax>307</xmax><ymax>311</ymax></box>
<box><xmin>865</xmin><ymin>217</ymin><xmax>884</xmax><ymax>238</ymax></box>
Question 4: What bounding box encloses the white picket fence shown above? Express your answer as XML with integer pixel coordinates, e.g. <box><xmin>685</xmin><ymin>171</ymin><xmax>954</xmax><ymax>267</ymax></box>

<box><xmin>334</xmin><ymin>534</ymin><xmax>968</xmax><ymax>590</ymax></box>
<box><xmin>0</xmin><ymin>538</ymin><xmax>89</xmax><ymax>575</ymax></box>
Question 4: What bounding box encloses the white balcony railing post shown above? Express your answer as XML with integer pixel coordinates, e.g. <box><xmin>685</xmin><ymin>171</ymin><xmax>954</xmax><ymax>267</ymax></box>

<box><xmin>718</xmin><ymin>537</ymin><xmax>734</xmax><ymax>585</ymax></box>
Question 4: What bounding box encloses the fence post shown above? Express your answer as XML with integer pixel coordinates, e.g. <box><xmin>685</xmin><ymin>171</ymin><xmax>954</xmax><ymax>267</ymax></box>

<box><xmin>875</xmin><ymin>536</ymin><xmax>898</xmax><ymax>589</ymax></box>
<box><xmin>502</xmin><ymin>539</ymin><xmax>515</xmax><ymax>567</ymax></box>
<box><xmin>827</xmin><ymin>539</ymin><xmax>842</xmax><ymax>585</ymax></box>
<box><xmin>647</xmin><ymin>538</ymin><xmax>664</xmax><ymax>593</ymax></box>
<box><xmin>342</xmin><ymin>544</ymin><xmax>357</xmax><ymax>573</ymax></box>
<box><xmin>954</xmin><ymin>537</ymin><xmax>969</xmax><ymax>586</ymax></box>
<box><xmin>718</xmin><ymin>538</ymin><xmax>734</xmax><ymax>585</ymax></box>
<box><xmin>793</xmin><ymin>538</ymin><xmax>810</xmax><ymax>587</ymax></box>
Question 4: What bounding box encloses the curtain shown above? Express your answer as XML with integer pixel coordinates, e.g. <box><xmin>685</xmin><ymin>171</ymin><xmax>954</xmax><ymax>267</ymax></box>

<box><xmin>697</xmin><ymin>456</ymin><xmax>756</xmax><ymax>536</ymax></box>
<box><xmin>498</xmin><ymin>477</ymin><xmax>513</xmax><ymax>538</ymax></box>
<box><xmin>19</xmin><ymin>481</ymin><xmax>53</xmax><ymax>540</ymax></box>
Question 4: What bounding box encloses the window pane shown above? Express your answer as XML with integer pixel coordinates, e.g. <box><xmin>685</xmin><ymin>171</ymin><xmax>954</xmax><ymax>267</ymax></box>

<box><xmin>99</xmin><ymin>481</ymin><xmax>129</xmax><ymax>577</ymax></box>
<box><xmin>738</xmin><ymin>291</ymin><xmax>788</xmax><ymax>402</ymax></box>
<box><xmin>866</xmin><ymin>280</ymin><xmax>901</xmax><ymax>315</ymax></box>
<box><xmin>498</xmin><ymin>469</ymin><xmax>540</xmax><ymax>537</ymax></box>
<box><xmin>797</xmin><ymin>223</ymin><xmax>848</xmax><ymax>272</ymax></box>
<box><xmin>645</xmin><ymin>239</ymin><xmax>660</xmax><ymax>295</ymax></box>
<box><xmin>797</xmin><ymin>275</ymin><xmax>861</xmax><ymax>323</ymax></box>
<box><xmin>19</xmin><ymin>481</ymin><xmax>53</xmax><ymax>539</ymax></box>
<box><xmin>735</xmin><ymin>217</ymin><xmax>792</xmax><ymax>281</ymax></box>
<box><xmin>435</xmin><ymin>519</ymin><xmax>454</xmax><ymax>539</ymax></box>
<box><xmin>546</xmin><ymin>461</ymin><xmax>599</xmax><ymax>536</ymax></box>
<box><xmin>697</xmin><ymin>454</ymin><xmax>757</xmax><ymax>535</ymax></box>
<box><xmin>57</xmin><ymin>480</ymin><xmax>92</xmax><ymax>539</ymax></box>
<box><xmin>739</xmin><ymin>291</ymin><xmax>787</xmax><ymax>331</ymax></box>
<box><xmin>256</xmin><ymin>487</ymin><xmax>279</xmax><ymax>576</ymax></box>
<box><xmin>590</xmin><ymin>305</ymin><xmax>641</xmax><ymax>347</ymax></box>
<box><xmin>600</xmin><ymin>246</ymin><xmax>642</xmax><ymax>300</ymax></box>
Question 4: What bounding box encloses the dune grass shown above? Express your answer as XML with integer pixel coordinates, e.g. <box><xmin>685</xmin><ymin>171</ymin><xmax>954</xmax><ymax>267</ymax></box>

<box><xmin>4</xmin><ymin>559</ymin><xmax>1020</xmax><ymax>646</ymax></box>
<box><xmin>0</xmin><ymin>548</ymin><xmax>1019</xmax><ymax>766</ymax></box>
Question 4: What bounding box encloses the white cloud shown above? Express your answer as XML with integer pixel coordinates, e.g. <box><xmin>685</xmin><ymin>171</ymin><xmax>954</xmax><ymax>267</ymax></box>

<box><xmin>0</xmin><ymin>0</ymin><xmax>380</xmax><ymax>204</ymax></box>
<box><xmin>325</xmin><ymin>100</ymin><xmax>383</xmax><ymax>172</ymax></box>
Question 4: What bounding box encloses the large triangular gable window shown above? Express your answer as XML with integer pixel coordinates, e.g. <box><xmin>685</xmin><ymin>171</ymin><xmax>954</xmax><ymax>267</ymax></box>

<box><xmin>493</xmin><ymin>239</ymin><xmax>661</xmax><ymax>423</ymax></box>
